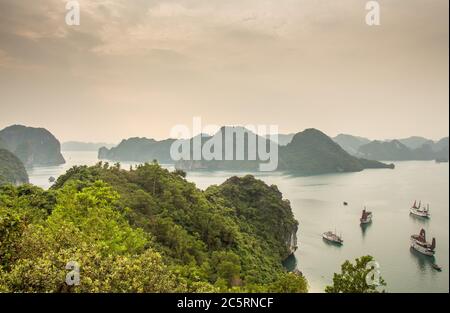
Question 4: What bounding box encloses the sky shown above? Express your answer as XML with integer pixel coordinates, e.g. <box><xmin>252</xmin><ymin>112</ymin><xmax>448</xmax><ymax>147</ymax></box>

<box><xmin>0</xmin><ymin>0</ymin><xmax>448</xmax><ymax>143</ymax></box>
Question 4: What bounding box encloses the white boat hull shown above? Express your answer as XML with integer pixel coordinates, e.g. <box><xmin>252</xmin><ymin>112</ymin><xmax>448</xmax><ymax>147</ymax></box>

<box><xmin>322</xmin><ymin>234</ymin><xmax>343</xmax><ymax>245</ymax></box>
<box><xmin>410</xmin><ymin>208</ymin><xmax>430</xmax><ymax>218</ymax></box>
<box><xmin>410</xmin><ymin>240</ymin><xmax>435</xmax><ymax>256</ymax></box>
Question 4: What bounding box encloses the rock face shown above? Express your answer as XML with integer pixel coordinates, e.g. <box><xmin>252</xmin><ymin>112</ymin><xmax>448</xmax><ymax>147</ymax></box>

<box><xmin>279</xmin><ymin>129</ymin><xmax>393</xmax><ymax>175</ymax></box>
<box><xmin>0</xmin><ymin>125</ymin><xmax>65</xmax><ymax>167</ymax></box>
<box><xmin>285</xmin><ymin>226</ymin><xmax>298</xmax><ymax>255</ymax></box>
<box><xmin>0</xmin><ymin>149</ymin><xmax>29</xmax><ymax>185</ymax></box>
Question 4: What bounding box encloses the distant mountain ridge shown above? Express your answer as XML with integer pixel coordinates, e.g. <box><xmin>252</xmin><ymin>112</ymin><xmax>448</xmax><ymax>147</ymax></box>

<box><xmin>98</xmin><ymin>137</ymin><xmax>176</xmax><ymax>163</ymax></box>
<box><xmin>333</xmin><ymin>134</ymin><xmax>371</xmax><ymax>156</ymax></box>
<box><xmin>100</xmin><ymin>127</ymin><xmax>393</xmax><ymax>175</ymax></box>
<box><xmin>100</xmin><ymin>126</ymin><xmax>276</xmax><ymax>168</ymax></box>
<box><xmin>332</xmin><ymin>134</ymin><xmax>449</xmax><ymax>161</ymax></box>
<box><xmin>397</xmin><ymin>136</ymin><xmax>435</xmax><ymax>150</ymax></box>
<box><xmin>358</xmin><ymin>139</ymin><xmax>448</xmax><ymax>161</ymax></box>
<box><xmin>358</xmin><ymin>140</ymin><xmax>415</xmax><ymax>161</ymax></box>
<box><xmin>0</xmin><ymin>125</ymin><xmax>65</xmax><ymax>167</ymax></box>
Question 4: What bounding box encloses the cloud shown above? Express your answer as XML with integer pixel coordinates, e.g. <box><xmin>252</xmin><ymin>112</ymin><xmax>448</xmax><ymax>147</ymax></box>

<box><xmin>0</xmin><ymin>0</ymin><xmax>448</xmax><ymax>141</ymax></box>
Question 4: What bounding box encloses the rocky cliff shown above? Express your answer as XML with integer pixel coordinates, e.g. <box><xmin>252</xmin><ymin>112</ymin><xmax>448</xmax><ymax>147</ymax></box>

<box><xmin>0</xmin><ymin>125</ymin><xmax>65</xmax><ymax>167</ymax></box>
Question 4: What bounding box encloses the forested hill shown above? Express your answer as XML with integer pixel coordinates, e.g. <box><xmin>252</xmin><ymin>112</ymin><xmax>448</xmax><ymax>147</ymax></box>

<box><xmin>98</xmin><ymin>137</ymin><xmax>175</xmax><ymax>163</ymax></box>
<box><xmin>278</xmin><ymin>129</ymin><xmax>394</xmax><ymax>175</ymax></box>
<box><xmin>0</xmin><ymin>149</ymin><xmax>29</xmax><ymax>185</ymax></box>
<box><xmin>0</xmin><ymin>162</ymin><xmax>306</xmax><ymax>292</ymax></box>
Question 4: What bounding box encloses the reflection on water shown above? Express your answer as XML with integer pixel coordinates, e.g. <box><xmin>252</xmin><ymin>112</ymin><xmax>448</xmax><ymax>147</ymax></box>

<box><xmin>282</xmin><ymin>254</ymin><xmax>298</xmax><ymax>272</ymax></box>
<box><xmin>409</xmin><ymin>213</ymin><xmax>430</xmax><ymax>226</ymax></box>
<box><xmin>360</xmin><ymin>223</ymin><xmax>372</xmax><ymax>238</ymax></box>
<box><xmin>28</xmin><ymin>152</ymin><xmax>449</xmax><ymax>293</ymax></box>
<box><xmin>409</xmin><ymin>247</ymin><xmax>435</xmax><ymax>272</ymax></box>
<box><xmin>321</xmin><ymin>237</ymin><xmax>344</xmax><ymax>248</ymax></box>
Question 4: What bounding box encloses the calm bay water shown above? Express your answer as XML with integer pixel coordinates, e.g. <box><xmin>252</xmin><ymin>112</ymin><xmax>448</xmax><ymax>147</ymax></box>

<box><xmin>29</xmin><ymin>151</ymin><xmax>449</xmax><ymax>293</ymax></box>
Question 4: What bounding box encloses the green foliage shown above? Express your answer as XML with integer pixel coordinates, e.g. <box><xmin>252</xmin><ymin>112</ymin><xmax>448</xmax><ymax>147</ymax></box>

<box><xmin>325</xmin><ymin>255</ymin><xmax>386</xmax><ymax>293</ymax></box>
<box><xmin>0</xmin><ymin>207</ymin><xmax>27</xmax><ymax>269</ymax></box>
<box><xmin>268</xmin><ymin>272</ymin><xmax>308</xmax><ymax>293</ymax></box>
<box><xmin>173</xmin><ymin>169</ymin><xmax>187</xmax><ymax>178</ymax></box>
<box><xmin>0</xmin><ymin>149</ymin><xmax>29</xmax><ymax>186</ymax></box>
<box><xmin>1</xmin><ymin>162</ymin><xmax>306</xmax><ymax>292</ymax></box>
<box><xmin>211</xmin><ymin>251</ymin><xmax>241</xmax><ymax>286</ymax></box>
<box><xmin>0</xmin><ymin>181</ymin><xmax>184</xmax><ymax>292</ymax></box>
<box><xmin>208</xmin><ymin>175</ymin><xmax>298</xmax><ymax>261</ymax></box>
<box><xmin>0</xmin><ymin>241</ymin><xmax>183</xmax><ymax>293</ymax></box>
<box><xmin>48</xmin><ymin>181</ymin><xmax>148</xmax><ymax>255</ymax></box>
<box><xmin>0</xmin><ymin>184</ymin><xmax>57</xmax><ymax>223</ymax></box>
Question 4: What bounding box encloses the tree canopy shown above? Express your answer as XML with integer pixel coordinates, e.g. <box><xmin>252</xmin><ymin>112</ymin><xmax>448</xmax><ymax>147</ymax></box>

<box><xmin>325</xmin><ymin>255</ymin><xmax>386</xmax><ymax>293</ymax></box>
<box><xmin>0</xmin><ymin>162</ymin><xmax>307</xmax><ymax>293</ymax></box>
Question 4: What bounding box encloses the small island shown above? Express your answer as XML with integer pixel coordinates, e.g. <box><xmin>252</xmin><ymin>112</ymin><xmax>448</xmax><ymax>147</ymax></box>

<box><xmin>0</xmin><ymin>125</ymin><xmax>65</xmax><ymax>167</ymax></box>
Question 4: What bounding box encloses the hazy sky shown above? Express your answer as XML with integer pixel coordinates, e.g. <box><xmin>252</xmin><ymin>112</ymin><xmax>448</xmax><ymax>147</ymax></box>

<box><xmin>0</xmin><ymin>0</ymin><xmax>448</xmax><ymax>142</ymax></box>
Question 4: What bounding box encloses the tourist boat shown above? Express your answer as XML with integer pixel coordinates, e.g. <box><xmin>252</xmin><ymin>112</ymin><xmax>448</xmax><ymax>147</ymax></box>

<box><xmin>410</xmin><ymin>229</ymin><xmax>436</xmax><ymax>256</ymax></box>
<box><xmin>322</xmin><ymin>231</ymin><xmax>343</xmax><ymax>245</ymax></box>
<box><xmin>410</xmin><ymin>201</ymin><xmax>430</xmax><ymax>218</ymax></box>
<box><xmin>432</xmin><ymin>264</ymin><xmax>442</xmax><ymax>272</ymax></box>
<box><xmin>360</xmin><ymin>207</ymin><xmax>373</xmax><ymax>224</ymax></box>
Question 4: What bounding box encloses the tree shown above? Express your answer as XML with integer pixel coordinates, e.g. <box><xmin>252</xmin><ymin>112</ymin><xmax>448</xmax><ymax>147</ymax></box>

<box><xmin>325</xmin><ymin>255</ymin><xmax>386</xmax><ymax>293</ymax></box>
<box><xmin>0</xmin><ymin>207</ymin><xmax>27</xmax><ymax>269</ymax></box>
<box><xmin>173</xmin><ymin>169</ymin><xmax>187</xmax><ymax>178</ymax></box>
<box><xmin>211</xmin><ymin>251</ymin><xmax>241</xmax><ymax>287</ymax></box>
<box><xmin>0</xmin><ymin>181</ymin><xmax>185</xmax><ymax>293</ymax></box>
<box><xmin>269</xmin><ymin>272</ymin><xmax>308</xmax><ymax>293</ymax></box>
